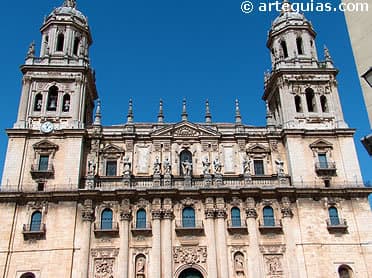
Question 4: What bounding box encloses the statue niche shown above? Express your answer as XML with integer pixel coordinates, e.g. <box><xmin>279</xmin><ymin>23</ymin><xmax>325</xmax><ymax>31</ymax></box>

<box><xmin>135</xmin><ymin>254</ymin><xmax>146</xmax><ymax>278</ymax></box>
<box><xmin>234</xmin><ymin>252</ymin><xmax>246</xmax><ymax>277</ymax></box>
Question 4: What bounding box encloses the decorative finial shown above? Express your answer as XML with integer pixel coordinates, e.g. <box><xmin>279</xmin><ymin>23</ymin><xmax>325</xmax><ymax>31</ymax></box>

<box><xmin>94</xmin><ymin>99</ymin><xmax>102</xmax><ymax>126</ymax></box>
<box><xmin>26</xmin><ymin>41</ymin><xmax>35</xmax><ymax>58</ymax></box>
<box><xmin>235</xmin><ymin>99</ymin><xmax>242</xmax><ymax>124</ymax></box>
<box><xmin>205</xmin><ymin>99</ymin><xmax>212</xmax><ymax>123</ymax></box>
<box><xmin>63</xmin><ymin>0</ymin><xmax>77</xmax><ymax>8</ymax></box>
<box><xmin>158</xmin><ymin>99</ymin><xmax>164</xmax><ymax>123</ymax></box>
<box><xmin>181</xmin><ymin>98</ymin><xmax>188</xmax><ymax>121</ymax></box>
<box><xmin>127</xmin><ymin>99</ymin><xmax>133</xmax><ymax>124</ymax></box>
<box><xmin>324</xmin><ymin>45</ymin><xmax>332</xmax><ymax>62</ymax></box>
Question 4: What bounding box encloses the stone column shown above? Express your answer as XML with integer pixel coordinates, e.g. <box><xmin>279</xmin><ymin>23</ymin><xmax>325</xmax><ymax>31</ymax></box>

<box><xmin>215</xmin><ymin>207</ymin><xmax>229</xmax><ymax>278</ymax></box>
<box><xmin>281</xmin><ymin>197</ymin><xmax>300</xmax><ymax>278</ymax></box>
<box><xmin>204</xmin><ymin>198</ymin><xmax>218</xmax><ymax>278</ymax></box>
<box><xmin>245</xmin><ymin>198</ymin><xmax>263</xmax><ymax>278</ymax></box>
<box><xmin>15</xmin><ymin>76</ymin><xmax>32</xmax><ymax>128</ymax></box>
<box><xmin>151</xmin><ymin>209</ymin><xmax>162</xmax><ymax>278</ymax></box>
<box><xmin>162</xmin><ymin>208</ymin><xmax>174</xmax><ymax>278</ymax></box>
<box><xmin>118</xmin><ymin>199</ymin><xmax>132</xmax><ymax>278</ymax></box>
<box><xmin>72</xmin><ymin>199</ymin><xmax>94</xmax><ymax>278</ymax></box>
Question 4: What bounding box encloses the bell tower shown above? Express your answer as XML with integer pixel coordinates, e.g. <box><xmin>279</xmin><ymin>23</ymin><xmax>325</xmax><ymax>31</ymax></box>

<box><xmin>15</xmin><ymin>0</ymin><xmax>97</xmax><ymax>131</ymax></box>
<box><xmin>263</xmin><ymin>2</ymin><xmax>362</xmax><ymax>187</ymax></box>
<box><xmin>263</xmin><ymin>1</ymin><xmax>347</xmax><ymax>130</ymax></box>
<box><xmin>2</xmin><ymin>0</ymin><xmax>98</xmax><ymax>190</ymax></box>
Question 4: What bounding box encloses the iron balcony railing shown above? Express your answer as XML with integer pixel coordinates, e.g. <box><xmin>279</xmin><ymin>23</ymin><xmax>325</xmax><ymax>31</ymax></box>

<box><xmin>175</xmin><ymin>220</ymin><xmax>204</xmax><ymax>229</ymax></box>
<box><xmin>227</xmin><ymin>219</ymin><xmax>247</xmax><ymax>228</ymax></box>
<box><xmin>315</xmin><ymin>162</ymin><xmax>336</xmax><ymax>170</ymax></box>
<box><xmin>131</xmin><ymin>221</ymin><xmax>152</xmax><ymax>230</ymax></box>
<box><xmin>30</xmin><ymin>164</ymin><xmax>54</xmax><ymax>179</ymax></box>
<box><xmin>93</xmin><ymin>222</ymin><xmax>119</xmax><ymax>237</ymax></box>
<box><xmin>23</xmin><ymin>223</ymin><xmax>46</xmax><ymax>233</ymax></box>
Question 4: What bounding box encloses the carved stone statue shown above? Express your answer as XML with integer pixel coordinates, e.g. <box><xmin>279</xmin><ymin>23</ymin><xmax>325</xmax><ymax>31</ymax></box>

<box><xmin>275</xmin><ymin>159</ymin><xmax>285</xmax><ymax>177</ymax></box>
<box><xmin>123</xmin><ymin>157</ymin><xmax>131</xmax><ymax>176</ymax></box>
<box><xmin>88</xmin><ymin>160</ymin><xmax>97</xmax><ymax>176</ymax></box>
<box><xmin>27</xmin><ymin>42</ymin><xmax>35</xmax><ymax>58</ymax></box>
<box><xmin>63</xmin><ymin>99</ymin><xmax>70</xmax><ymax>112</ymax></box>
<box><xmin>135</xmin><ymin>256</ymin><xmax>146</xmax><ymax>278</ymax></box>
<box><xmin>243</xmin><ymin>156</ymin><xmax>252</xmax><ymax>175</ymax></box>
<box><xmin>265</xmin><ymin>256</ymin><xmax>282</xmax><ymax>275</ymax></box>
<box><xmin>182</xmin><ymin>159</ymin><xmax>192</xmax><ymax>176</ymax></box>
<box><xmin>153</xmin><ymin>157</ymin><xmax>161</xmax><ymax>175</ymax></box>
<box><xmin>36</xmin><ymin>99</ymin><xmax>42</xmax><ymax>111</ymax></box>
<box><xmin>234</xmin><ymin>253</ymin><xmax>245</xmax><ymax>275</ymax></box>
<box><xmin>213</xmin><ymin>157</ymin><xmax>222</xmax><ymax>174</ymax></box>
<box><xmin>202</xmin><ymin>157</ymin><xmax>211</xmax><ymax>175</ymax></box>
<box><xmin>163</xmin><ymin>158</ymin><xmax>171</xmax><ymax>175</ymax></box>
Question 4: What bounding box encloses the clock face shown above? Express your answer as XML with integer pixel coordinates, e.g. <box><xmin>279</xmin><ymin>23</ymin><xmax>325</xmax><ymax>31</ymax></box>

<box><xmin>40</xmin><ymin>121</ymin><xmax>54</xmax><ymax>133</ymax></box>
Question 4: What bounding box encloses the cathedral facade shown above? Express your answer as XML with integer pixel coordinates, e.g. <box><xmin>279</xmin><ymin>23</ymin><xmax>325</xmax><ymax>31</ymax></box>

<box><xmin>1</xmin><ymin>1</ymin><xmax>372</xmax><ymax>278</ymax></box>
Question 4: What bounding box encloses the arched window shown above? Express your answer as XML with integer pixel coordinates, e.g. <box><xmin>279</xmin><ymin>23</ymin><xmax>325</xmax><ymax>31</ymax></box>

<box><xmin>296</xmin><ymin>37</ymin><xmax>304</xmax><ymax>55</ymax></box>
<box><xmin>180</xmin><ymin>150</ymin><xmax>192</xmax><ymax>175</ymax></box>
<box><xmin>182</xmin><ymin>207</ymin><xmax>195</xmax><ymax>228</ymax></box>
<box><xmin>34</xmin><ymin>93</ymin><xmax>43</xmax><ymax>112</ymax></box>
<box><xmin>305</xmin><ymin>88</ymin><xmax>316</xmax><ymax>112</ymax></box>
<box><xmin>62</xmin><ymin>94</ymin><xmax>71</xmax><ymax>112</ymax></box>
<box><xmin>338</xmin><ymin>265</ymin><xmax>353</xmax><ymax>278</ymax></box>
<box><xmin>20</xmin><ymin>273</ymin><xmax>36</xmax><ymax>278</ymax></box>
<box><xmin>179</xmin><ymin>268</ymin><xmax>203</xmax><ymax>278</ymax></box>
<box><xmin>295</xmin><ymin>95</ymin><xmax>302</xmax><ymax>112</ymax></box>
<box><xmin>56</xmin><ymin>33</ymin><xmax>65</xmax><ymax>52</ymax></box>
<box><xmin>263</xmin><ymin>206</ymin><xmax>275</xmax><ymax>226</ymax></box>
<box><xmin>47</xmin><ymin>86</ymin><xmax>58</xmax><ymax>111</ymax></box>
<box><xmin>320</xmin><ymin>95</ymin><xmax>328</xmax><ymax>112</ymax></box>
<box><xmin>101</xmin><ymin>208</ymin><xmax>113</xmax><ymax>230</ymax></box>
<box><xmin>73</xmin><ymin>37</ymin><xmax>80</xmax><ymax>56</ymax></box>
<box><xmin>136</xmin><ymin>209</ymin><xmax>146</xmax><ymax>229</ymax></box>
<box><xmin>30</xmin><ymin>211</ymin><xmax>42</xmax><ymax>231</ymax></box>
<box><xmin>329</xmin><ymin>207</ymin><xmax>340</xmax><ymax>226</ymax></box>
<box><xmin>231</xmin><ymin>207</ymin><xmax>241</xmax><ymax>227</ymax></box>
<box><xmin>280</xmin><ymin>41</ymin><xmax>288</xmax><ymax>58</ymax></box>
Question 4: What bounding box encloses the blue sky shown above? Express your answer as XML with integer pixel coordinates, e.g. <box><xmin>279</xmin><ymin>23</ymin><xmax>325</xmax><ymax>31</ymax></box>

<box><xmin>0</xmin><ymin>0</ymin><xmax>370</xmax><ymax>184</ymax></box>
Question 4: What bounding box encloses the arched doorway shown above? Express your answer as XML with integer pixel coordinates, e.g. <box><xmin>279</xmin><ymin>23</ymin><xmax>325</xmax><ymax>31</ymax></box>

<box><xmin>179</xmin><ymin>268</ymin><xmax>203</xmax><ymax>278</ymax></box>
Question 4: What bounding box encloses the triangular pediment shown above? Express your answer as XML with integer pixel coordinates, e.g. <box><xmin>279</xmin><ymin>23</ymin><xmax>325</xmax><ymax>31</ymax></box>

<box><xmin>33</xmin><ymin>140</ymin><xmax>59</xmax><ymax>150</ymax></box>
<box><xmin>151</xmin><ymin>121</ymin><xmax>220</xmax><ymax>138</ymax></box>
<box><xmin>101</xmin><ymin>144</ymin><xmax>124</xmax><ymax>154</ymax></box>
<box><xmin>309</xmin><ymin>139</ymin><xmax>333</xmax><ymax>149</ymax></box>
<box><xmin>247</xmin><ymin>144</ymin><xmax>270</xmax><ymax>153</ymax></box>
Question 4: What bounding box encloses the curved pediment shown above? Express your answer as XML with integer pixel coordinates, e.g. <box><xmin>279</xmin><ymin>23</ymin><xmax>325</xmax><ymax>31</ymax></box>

<box><xmin>309</xmin><ymin>139</ymin><xmax>333</xmax><ymax>149</ymax></box>
<box><xmin>151</xmin><ymin>122</ymin><xmax>220</xmax><ymax>139</ymax></box>
<box><xmin>33</xmin><ymin>140</ymin><xmax>59</xmax><ymax>150</ymax></box>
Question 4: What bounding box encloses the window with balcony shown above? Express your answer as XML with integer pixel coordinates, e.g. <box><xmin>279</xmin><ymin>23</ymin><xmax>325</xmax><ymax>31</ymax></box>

<box><xmin>254</xmin><ymin>160</ymin><xmax>264</xmax><ymax>175</ymax></box>
<box><xmin>38</xmin><ymin>155</ymin><xmax>49</xmax><ymax>171</ymax></box>
<box><xmin>182</xmin><ymin>207</ymin><xmax>195</xmax><ymax>228</ymax></box>
<box><xmin>318</xmin><ymin>153</ymin><xmax>328</xmax><ymax>169</ymax></box>
<box><xmin>106</xmin><ymin>161</ymin><xmax>117</xmax><ymax>177</ymax></box>
<box><xmin>23</xmin><ymin>210</ymin><xmax>46</xmax><ymax>240</ymax></box>
<box><xmin>259</xmin><ymin>206</ymin><xmax>282</xmax><ymax>234</ymax></box>
<box><xmin>136</xmin><ymin>209</ymin><xmax>146</xmax><ymax>229</ymax></box>
<box><xmin>327</xmin><ymin>206</ymin><xmax>347</xmax><ymax>233</ymax></box>
<box><xmin>101</xmin><ymin>209</ymin><xmax>113</xmax><ymax>230</ymax></box>
<box><xmin>231</xmin><ymin>207</ymin><xmax>241</xmax><ymax>227</ymax></box>
<box><xmin>31</xmin><ymin>140</ymin><xmax>58</xmax><ymax>180</ymax></box>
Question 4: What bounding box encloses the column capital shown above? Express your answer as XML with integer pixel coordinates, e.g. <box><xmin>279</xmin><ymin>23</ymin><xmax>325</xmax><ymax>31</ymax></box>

<box><xmin>120</xmin><ymin>210</ymin><xmax>132</xmax><ymax>221</ymax></box>
<box><xmin>245</xmin><ymin>208</ymin><xmax>258</xmax><ymax>219</ymax></box>
<box><xmin>205</xmin><ymin>208</ymin><xmax>215</xmax><ymax>219</ymax></box>
<box><xmin>162</xmin><ymin>209</ymin><xmax>174</xmax><ymax>220</ymax></box>
<box><xmin>215</xmin><ymin>208</ymin><xmax>227</xmax><ymax>219</ymax></box>
<box><xmin>152</xmin><ymin>209</ymin><xmax>162</xmax><ymax>220</ymax></box>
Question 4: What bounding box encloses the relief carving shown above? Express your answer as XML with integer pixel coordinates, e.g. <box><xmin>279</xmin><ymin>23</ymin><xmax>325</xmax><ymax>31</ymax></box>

<box><xmin>174</xmin><ymin>127</ymin><xmax>199</xmax><ymax>137</ymax></box>
<box><xmin>94</xmin><ymin>258</ymin><xmax>114</xmax><ymax>278</ymax></box>
<box><xmin>264</xmin><ymin>255</ymin><xmax>283</xmax><ymax>278</ymax></box>
<box><xmin>173</xmin><ymin>246</ymin><xmax>207</xmax><ymax>265</ymax></box>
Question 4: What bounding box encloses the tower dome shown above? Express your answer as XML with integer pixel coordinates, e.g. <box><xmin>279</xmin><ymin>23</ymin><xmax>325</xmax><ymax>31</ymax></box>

<box><xmin>267</xmin><ymin>0</ymin><xmax>318</xmax><ymax>69</ymax></box>
<box><xmin>46</xmin><ymin>0</ymin><xmax>87</xmax><ymax>27</ymax></box>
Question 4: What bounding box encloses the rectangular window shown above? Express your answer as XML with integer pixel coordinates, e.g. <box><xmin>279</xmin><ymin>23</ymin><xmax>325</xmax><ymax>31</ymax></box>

<box><xmin>38</xmin><ymin>155</ymin><xmax>49</xmax><ymax>171</ymax></box>
<box><xmin>106</xmin><ymin>161</ymin><xmax>117</xmax><ymax>176</ymax></box>
<box><xmin>318</xmin><ymin>154</ymin><xmax>328</xmax><ymax>168</ymax></box>
<box><xmin>254</xmin><ymin>160</ymin><xmax>264</xmax><ymax>175</ymax></box>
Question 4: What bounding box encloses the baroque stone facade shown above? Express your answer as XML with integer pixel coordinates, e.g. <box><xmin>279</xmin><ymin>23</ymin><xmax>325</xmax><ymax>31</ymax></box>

<box><xmin>0</xmin><ymin>1</ymin><xmax>372</xmax><ymax>278</ymax></box>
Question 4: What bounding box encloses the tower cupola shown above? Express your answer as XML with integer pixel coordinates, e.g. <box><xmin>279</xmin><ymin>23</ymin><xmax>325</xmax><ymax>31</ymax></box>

<box><xmin>267</xmin><ymin>1</ymin><xmax>319</xmax><ymax>69</ymax></box>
